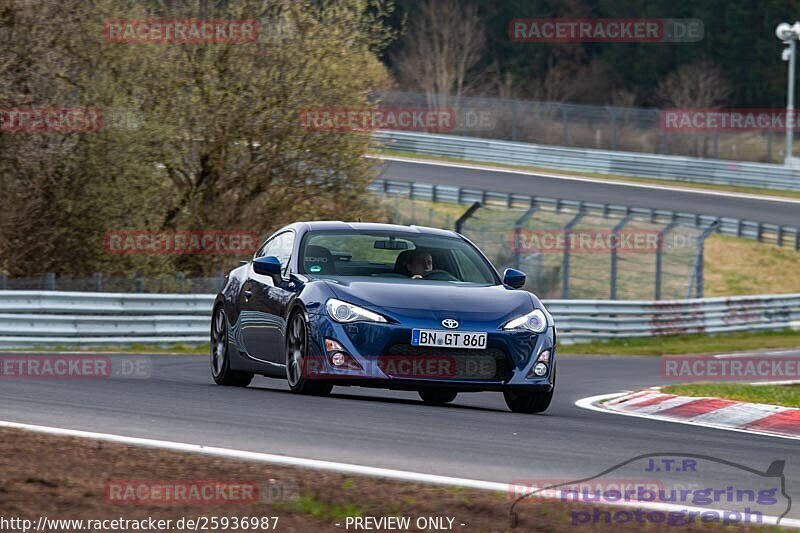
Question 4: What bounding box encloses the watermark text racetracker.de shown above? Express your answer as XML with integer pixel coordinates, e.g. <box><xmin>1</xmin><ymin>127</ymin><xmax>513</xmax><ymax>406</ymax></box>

<box><xmin>509</xmin><ymin>229</ymin><xmax>698</xmax><ymax>254</ymax></box>
<box><xmin>508</xmin><ymin>18</ymin><xmax>703</xmax><ymax>42</ymax></box>
<box><xmin>300</xmin><ymin>108</ymin><xmax>455</xmax><ymax>132</ymax></box>
<box><xmin>302</xmin><ymin>353</ymin><xmax>498</xmax><ymax>381</ymax></box>
<box><xmin>104</xmin><ymin>19</ymin><xmax>258</xmax><ymax>43</ymax></box>
<box><xmin>0</xmin><ymin>516</ymin><xmax>280</xmax><ymax>532</ymax></box>
<box><xmin>662</xmin><ymin>109</ymin><xmax>800</xmax><ymax>132</ymax></box>
<box><xmin>104</xmin><ymin>230</ymin><xmax>258</xmax><ymax>255</ymax></box>
<box><xmin>0</xmin><ymin>355</ymin><xmax>151</xmax><ymax>379</ymax></box>
<box><xmin>0</xmin><ymin>108</ymin><xmax>102</xmax><ymax>132</ymax></box>
<box><xmin>661</xmin><ymin>356</ymin><xmax>800</xmax><ymax>381</ymax></box>
<box><xmin>104</xmin><ymin>479</ymin><xmax>298</xmax><ymax>506</ymax></box>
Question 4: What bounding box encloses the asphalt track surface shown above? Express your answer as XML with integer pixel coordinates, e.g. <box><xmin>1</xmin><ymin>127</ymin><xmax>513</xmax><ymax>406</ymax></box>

<box><xmin>378</xmin><ymin>159</ymin><xmax>800</xmax><ymax>227</ymax></box>
<box><xmin>1</xmin><ymin>353</ymin><xmax>798</xmax><ymax>521</ymax></box>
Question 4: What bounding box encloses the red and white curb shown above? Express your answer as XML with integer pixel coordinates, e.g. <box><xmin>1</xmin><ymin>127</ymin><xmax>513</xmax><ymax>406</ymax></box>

<box><xmin>576</xmin><ymin>388</ymin><xmax>800</xmax><ymax>441</ymax></box>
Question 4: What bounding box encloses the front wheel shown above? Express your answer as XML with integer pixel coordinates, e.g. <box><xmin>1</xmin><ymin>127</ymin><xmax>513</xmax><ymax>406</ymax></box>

<box><xmin>211</xmin><ymin>306</ymin><xmax>253</xmax><ymax>387</ymax></box>
<box><xmin>503</xmin><ymin>389</ymin><xmax>553</xmax><ymax>413</ymax></box>
<box><xmin>285</xmin><ymin>311</ymin><xmax>333</xmax><ymax>396</ymax></box>
<box><xmin>418</xmin><ymin>389</ymin><xmax>458</xmax><ymax>404</ymax></box>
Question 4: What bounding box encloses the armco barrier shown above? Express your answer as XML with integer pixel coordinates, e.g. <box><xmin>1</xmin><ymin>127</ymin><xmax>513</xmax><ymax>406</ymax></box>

<box><xmin>0</xmin><ymin>291</ymin><xmax>798</xmax><ymax>348</ymax></box>
<box><xmin>0</xmin><ymin>292</ymin><xmax>214</xmax><ymax>347</ymax></box>
<box><xmin>373</xmin><ymin>131</ymin><xmax>800</xmax><ymax>192</ymax></box>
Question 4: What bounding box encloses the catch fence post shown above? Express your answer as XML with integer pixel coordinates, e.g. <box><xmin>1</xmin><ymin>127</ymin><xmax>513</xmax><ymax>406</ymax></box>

<box><xmin>562</xmin><ymin>208</ymin><xmax>586</xmax><ymax>299</ymax></box>
<box><xmin>654</xmin><ymin>221</ymin><xmax>680</xmax><ymax>300</ymax></box>
<box><xmin>92</xmin><ymin>272</ymin><xmax>103</xmax><ymax>292</ymax></box>
<box><xmin>455</xmin><ymin>202</ymin><xmax>482</xmax><ymax>234</ymax></box>
<box><xmin>513</xmin><ymin>206</ymin><xmax>538</xmax><ymax>270</ymax></box>
<box><xmin>610</xmin><ymin>214</ymin><xmax>634</xmax><ymax>300</ymax></box>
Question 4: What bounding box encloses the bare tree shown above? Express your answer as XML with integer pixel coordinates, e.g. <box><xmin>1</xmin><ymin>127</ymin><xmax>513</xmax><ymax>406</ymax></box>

<box><xmin>391</xmin><ymin>0</ymin><xmax>486</xmax><ymax>109</ymax></box>
<box><xmin>656</xmin><ymin>60</ymin><xmax>731</xmax><ymax>156</ymax></box>
<box><xmin>608</xmin><ymin>89</ymin><xmax>638</xmax><ymax>108</ymax></box>
<box><xmin>655</xmin><ymin>60</ymin><xmax>731</xmax><ymax>109</ymax></box>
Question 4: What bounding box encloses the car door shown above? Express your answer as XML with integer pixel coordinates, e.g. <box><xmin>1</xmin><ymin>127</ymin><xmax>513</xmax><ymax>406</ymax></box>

<box><xmin>240</xmin><ymin>231</ymin><xmax>295</xmax><ymax>364</ymax></box>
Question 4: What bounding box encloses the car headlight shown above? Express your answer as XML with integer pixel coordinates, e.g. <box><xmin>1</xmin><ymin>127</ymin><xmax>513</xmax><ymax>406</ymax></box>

<box><xmin>502</xmin><ymin>309</ymin><xmax>548</xmax><ymax>333</ymax></box>
<box><xmin>326</xmin><ymin>298</ymin><xmax>387</xmax><ymax>324</ymax></box>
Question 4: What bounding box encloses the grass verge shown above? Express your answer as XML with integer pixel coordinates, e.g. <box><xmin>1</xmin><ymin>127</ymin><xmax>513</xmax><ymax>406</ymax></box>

<box><xmin>704</xmin><ymin>234</ymin><xmax>800</xmax><ymax>296</ymax></box>
<box><xmin>661</xmin><ymin>382</ymin><xmax>800</xmax><ymax>408</ymax></box>
<box><xmin>562</xmin><ymin>329</ymin><xmax>800</xmax><ymax>356</ymax></box>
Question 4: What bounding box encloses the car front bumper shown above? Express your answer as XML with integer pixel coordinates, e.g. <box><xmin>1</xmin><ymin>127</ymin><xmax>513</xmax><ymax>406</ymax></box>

<box><xmin>304</xmin><ymin>312</ymin><xmax>556</xmax><ymax>392</ymax></box>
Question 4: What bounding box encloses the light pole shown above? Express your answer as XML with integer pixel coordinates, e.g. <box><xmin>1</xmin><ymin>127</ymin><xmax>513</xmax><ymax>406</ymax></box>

<box><xmin>776</xmin><ymin>22</ymin><xmax>800</xmax><ymax>166</ymax></box>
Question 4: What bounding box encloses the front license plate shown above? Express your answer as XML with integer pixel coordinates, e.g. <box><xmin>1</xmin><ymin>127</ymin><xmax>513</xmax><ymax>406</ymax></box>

<box><xmin>411</xmin><ymin>329</ymin><xmax>487</xmax><ymax>350</ymax></box>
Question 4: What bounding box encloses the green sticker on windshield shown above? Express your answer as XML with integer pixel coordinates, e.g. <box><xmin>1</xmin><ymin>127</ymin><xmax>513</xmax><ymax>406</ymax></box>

<box><xmin>309</xmin><ymin>265</ymin><xmax>322</xmax><ymax>273</ymax></box>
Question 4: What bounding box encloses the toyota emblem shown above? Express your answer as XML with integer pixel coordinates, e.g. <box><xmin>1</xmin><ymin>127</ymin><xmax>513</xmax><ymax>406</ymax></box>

<box><xmin>441</xmin><ymin>319</ymin><xmax>459</xmax><ymax>329</ymax></box>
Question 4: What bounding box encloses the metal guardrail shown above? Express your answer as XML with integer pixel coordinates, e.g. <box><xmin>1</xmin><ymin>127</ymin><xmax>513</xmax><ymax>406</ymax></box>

<box><xmin>0</xmin><ymin>292</ymin><xmax>214</xmax><ymax>347</ymax></box>
<box><xmin>548</xmin><ymin>295</ymin><xmax>800</xmax><ymax>344</ymax></box>
<box><xmin>0</xmin><ymin>291</ymin><xmax>797</xmax><ymax>347</ymax></box>
<box><xmin>368</xmin><ymin>178</ymin><xmax>800</xmax><ymax>250</ymax></box>
<box><xmin>373</xmin><ymin>130</ymin><xmax>800</xmax><ymax>192</ymax></box>
<box><xmin>375</xmin><ymin>90</ymin><xmax>790</xmax><ymax>163</ymax></box>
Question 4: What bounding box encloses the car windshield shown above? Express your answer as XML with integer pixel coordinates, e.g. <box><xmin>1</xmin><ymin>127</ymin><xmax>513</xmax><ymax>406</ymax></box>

<box><xmin>299</xmin><ymin>230</ymin><xmax>498</xmax><ymax>285</ymax></box>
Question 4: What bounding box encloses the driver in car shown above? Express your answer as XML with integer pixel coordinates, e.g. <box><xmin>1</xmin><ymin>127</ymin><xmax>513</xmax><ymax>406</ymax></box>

<box><xmin>405</xmin><ymin>248</ymin><xmax>433</xmax><ymax>279</ymax></box>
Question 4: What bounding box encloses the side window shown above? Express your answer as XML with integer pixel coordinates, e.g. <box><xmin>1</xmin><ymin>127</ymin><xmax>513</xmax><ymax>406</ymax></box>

<box><xmin>255</xmin><ymin>239</ymin><xmax>270</xmax><ymax>259</ymax></box>
<box><xmin>452</xmin><ymin>249</ymin><xmax>482</xmax><ymax>282</ymax></box>
<box><xmin>269</xmin><ymin>232</ymin><xmax>295</xmax><ymax>275</ymax></box>
<box><xmin>254</xmin><ymin>232</ymin><xmax>295</xmax><ymax>275</ymax></box>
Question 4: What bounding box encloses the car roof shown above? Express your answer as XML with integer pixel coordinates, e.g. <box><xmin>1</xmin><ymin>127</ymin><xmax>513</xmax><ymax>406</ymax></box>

<box><xmin>299</xmin><ymin>221</ymin><xmax>460</xmax><ymax>238</ymax></box>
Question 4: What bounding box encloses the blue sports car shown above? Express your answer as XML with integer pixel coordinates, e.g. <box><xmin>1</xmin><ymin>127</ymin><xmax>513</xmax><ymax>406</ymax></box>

<box><xmin>211</xmin><ymin>222</ymin><xmax>556</xmax><ymax>413</ymax></box>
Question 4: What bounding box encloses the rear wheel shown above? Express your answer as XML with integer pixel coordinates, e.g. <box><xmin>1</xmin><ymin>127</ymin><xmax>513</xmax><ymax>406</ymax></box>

<box><xmin>418</xmin><ymin>389</ymin><xmax>458</xmax><ymax>404</ymax></box>
<box><xmin>211</xmin><ymin>306</ymin><xmax>253</xmax><ymax>387</ymax></box>
<box><xmin>286</xmin><ymin>311</ymin><xmax>332</xmax><ymax>396</ymax></box>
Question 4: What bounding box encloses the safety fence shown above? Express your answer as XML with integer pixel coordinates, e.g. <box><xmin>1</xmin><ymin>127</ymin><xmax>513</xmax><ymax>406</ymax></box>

<box><xmin>373</xmin><ymin>130</ymin><xmax>800</xmax><ymax>192</ymax></box>
<box><xmin>4</xmin><ymin>179</ymin><xmax>796</xmax><ymax>299</ymax></box>
<box><xmin>0</xmin><ymin>291</ymin><xmax>797</xmax><ymax>347</ymax></box>
<box><xmin>371</xmin><ymin>178</ymin><xmax>798</xmax><ymax>300</ymax></box>
<box><xmin>368</xmin><ymin>179</ymin><xmax>800</xmax><ymax>250</ymax></box>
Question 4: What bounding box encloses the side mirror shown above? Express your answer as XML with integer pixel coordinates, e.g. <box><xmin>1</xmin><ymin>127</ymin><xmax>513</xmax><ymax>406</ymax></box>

<box><xmin>253</xmin><ymin>256</ymin><xmax>282</xmax><ymax>277</ymax></box>
<box><xmin>503</xmin><ymin>268</ymin><xmax>526</xmax><ymax>289</ymax></box>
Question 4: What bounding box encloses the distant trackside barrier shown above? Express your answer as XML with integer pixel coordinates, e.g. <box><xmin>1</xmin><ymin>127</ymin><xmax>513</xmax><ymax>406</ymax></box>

<box><xmin>373</xmin><ymin>130</ymin><xmax>800</xmax><ymax>192</ymax></box>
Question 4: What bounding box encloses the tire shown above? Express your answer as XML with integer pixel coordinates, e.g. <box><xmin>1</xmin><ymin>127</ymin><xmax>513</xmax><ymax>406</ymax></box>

<box><xmin>211</xmin><ymin>305</ymin><xmax>253</xmax><ymax>387</ymax></box>
<box><xmin>285</xmin><ymin>311</ymin><xmax>333</xmax><ymax>396</ymax></box>
<box><xmin>504</xmin><ymin>363</ymin><xmax>556</xmax><ymax>413</ymax></box>
<box><xmin>503</xmin><ymin>388</ymin><xmax>553</xmax><ymax>413</ymax></box>
<box><xmin>418</xmin><ymin>389</ymin><xmax>458</xmax><ymax>404</ymax></box>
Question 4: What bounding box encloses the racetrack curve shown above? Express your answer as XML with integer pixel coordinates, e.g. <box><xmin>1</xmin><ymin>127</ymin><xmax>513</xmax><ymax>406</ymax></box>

<box><xmin>378</xmin><ymin>158</ymin><xmax>800</xmax><ymax>227</ymax></box>
<box><xmin>1</xmin><ymin>353</ymin><xmax>797</xmax><ymax>521</ymax></box>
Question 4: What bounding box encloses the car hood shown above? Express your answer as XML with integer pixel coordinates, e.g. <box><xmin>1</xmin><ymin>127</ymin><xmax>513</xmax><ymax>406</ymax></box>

<box><xmin>321</xmin><ymin>278</ymin><xmax>535</xmax><ymax>324</ymax></box>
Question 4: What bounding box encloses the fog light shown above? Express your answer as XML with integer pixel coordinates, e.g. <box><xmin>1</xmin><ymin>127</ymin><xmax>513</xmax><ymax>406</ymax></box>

<box><xmin>532</xmin><ymin>362</ymin><xmax>548</xmax><ymax>376</ymax></box>
<box><xmin>331</xmin><ymin>352</ymin><xmax>346</xmax><ymax>367</ymax></box>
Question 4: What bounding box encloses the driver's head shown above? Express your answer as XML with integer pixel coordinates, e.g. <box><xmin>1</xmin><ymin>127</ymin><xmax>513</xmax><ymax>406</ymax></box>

<box><xmin>406</xmin><ymin>248</ymin><xmax>433</xmax><ymax>277</ymax></box>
